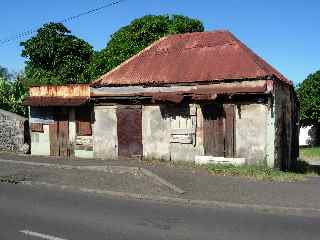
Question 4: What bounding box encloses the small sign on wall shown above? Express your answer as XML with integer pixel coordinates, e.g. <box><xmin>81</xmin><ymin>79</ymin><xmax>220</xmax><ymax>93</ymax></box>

<box><xmin>170</xmin><ymin>133</ymin><xmax>193</xmax><ymax>144</ymax></box>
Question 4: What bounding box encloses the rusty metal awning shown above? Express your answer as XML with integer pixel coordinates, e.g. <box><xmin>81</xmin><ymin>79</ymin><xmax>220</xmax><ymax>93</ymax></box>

<box><xmin>91</xmin><ymin>79</ymin><xmax>271</xmax><ymax>103</ymax></box>
<box><xmin>23</xmin><ymin>96</ymin><xmax>90</xmax><ymax>107</ymax></box>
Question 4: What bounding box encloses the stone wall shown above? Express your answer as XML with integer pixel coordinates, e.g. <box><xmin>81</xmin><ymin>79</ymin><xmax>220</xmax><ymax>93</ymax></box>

<box><xmin>0</xmin><ymin>109</ymin><xmax>28</xmax><ymax>153</ymax></box>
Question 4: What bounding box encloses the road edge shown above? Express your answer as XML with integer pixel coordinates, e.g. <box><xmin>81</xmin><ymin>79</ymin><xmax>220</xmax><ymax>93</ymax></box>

<box><xmin>21</xmin><ymin>181</ymin><xmax>320</xmax><ymax>218</ymax></box>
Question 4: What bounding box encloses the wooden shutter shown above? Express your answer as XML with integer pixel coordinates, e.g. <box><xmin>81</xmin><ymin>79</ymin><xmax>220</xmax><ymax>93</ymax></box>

<box><xmin>76</xmin><ymin>107</ymin><xmax>92</xmax><ymax>136</ymax></box>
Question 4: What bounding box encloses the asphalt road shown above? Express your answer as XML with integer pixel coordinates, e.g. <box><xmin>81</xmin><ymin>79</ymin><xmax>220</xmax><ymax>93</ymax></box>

<box><xmin>0</xmin><ymin>183</ymin><xmax>319</xmax><ymax>240</ymax></box>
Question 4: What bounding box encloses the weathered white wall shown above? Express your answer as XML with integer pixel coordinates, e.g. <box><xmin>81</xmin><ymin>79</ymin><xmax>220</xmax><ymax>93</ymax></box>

<box><xmin>31</xmin><ymin>124</ymin><xmax>50</xmax><ymax>156</ymax></box>
<box><xmin>299</xmin><ymin>126</ymin><xmax>312</xmax><ymax>146</ymax></box>
<box><xmin>142</xmin><ymin>105</ymin><xmax>170</xmax><ymax>161</ymax></box>
<box><xmin>74</xmin><ymin>135</ymin><xmax>94</xmax><ymax>158</ymax></box>
<box><xmin>68</xmin><ymin>108</ymin><xmax>76</xmax><ymax>145</ymax></box>
<box><xmin>142</xmin><ymin>104</ymin><xmax>204</xmax><ymax>162</ymax></box>
<box><xmin>93</xmin><ymin>106</ymin><xmax>118</xmax><ymax>159</ymax></box>
<box><xmin>265</xmin><ymin>102</ymin><xmax>275</xmax><ymax>167</ymax></box>
<box><xmin>235</xmin><ymin>104</ymin><xmax>268</xmax><ymax>165</ymax></box>
<box><xmin>75</xmin><ymin>149</ymin><xmax>94</xmax><ymax>158</ymax></box>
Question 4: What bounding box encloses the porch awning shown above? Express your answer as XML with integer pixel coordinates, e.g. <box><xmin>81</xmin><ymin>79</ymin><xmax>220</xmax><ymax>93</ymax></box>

<box><xmin>23</xmin><ymin>96</ymin><xmax>90</xmax><ymax>107</ymax></box>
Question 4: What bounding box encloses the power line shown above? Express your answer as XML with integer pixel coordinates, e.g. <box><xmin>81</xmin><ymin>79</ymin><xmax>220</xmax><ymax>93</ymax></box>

<box><xmin>0</xmin><ymin>0</ymin><xmax>126</xmax><ymax>47</ymax></box>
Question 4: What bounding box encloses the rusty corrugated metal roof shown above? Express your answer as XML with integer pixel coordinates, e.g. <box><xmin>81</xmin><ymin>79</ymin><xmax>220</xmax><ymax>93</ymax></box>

<box><xmin>29</xmin><ymin>84</ymin><xmax>90</xmax><ymax>97</ymax></box>
<box><xmin>91</xmin><ymin>30</ymin><xmax>291</xmax><ymax>87</ymax></box>
<box><xmin>23</xmin><ymin>97</ymin><xmax>89</xmax><ymax>107</ymax></box>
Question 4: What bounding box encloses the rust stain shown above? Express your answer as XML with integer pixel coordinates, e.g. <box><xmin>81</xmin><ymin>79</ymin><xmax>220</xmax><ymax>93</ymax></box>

<box><xmin>23</xmin><ymin>97</ymin><xmax>89</xmax><ymax>107</ymax></box>
<box><xmin>29</xmin><ymin>84</ymin><xmax>90</xmax><ymax>98</ymax></box>
<box><xmin>151</xmin><ymin>93</ymin><xmax>184</xmax><ymax>103</ymax></box>
<box><xmin>92</xmin><ymin>31</ymin><xmax>291</xmax><ymax>87</ymax></box>
<box><xmin>91</xmin><ymin>80</ymin><xmax>268</xmax><ymax>102</ymax></box>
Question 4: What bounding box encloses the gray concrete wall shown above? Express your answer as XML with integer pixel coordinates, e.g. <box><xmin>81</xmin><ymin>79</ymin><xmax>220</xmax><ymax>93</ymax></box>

<box><xmin>30</xmin><ymin>107</ymin><xmax>51</xmax><ymax>156</ymax></box>
<box><xmin>265</xmin><ymin>100</ymin><xmax>276</xmax><ymax>167</ymax></box>
<box><xmin>93</xmin><ymin>106</ymin><xmax>118</xmax><ymax>159</ymax></box>
<box><xmin>0</xmin><ymin>109</ymin><xmax>27</xmax><ymax>153</ymax></box>
<box><xmin>235</xmin><ymin>104</ymin><xmax>269</xmax><ymax>165</ymax></box>
<box><xmin>142</xmin><ymin>104</ymin><xmax>204</xmax><ymax>162</ymax></box>
<box><xmin>31</xmin><ymin>124</ymin><xmax>50</xmax><ymax>156</ymax></box>
<box><xmin>74</xmin><ymin>136</ymin><xmax>94</xmax><ymax>159</ymax></box>
<box><xmin>142</xmin><ymin>105</ymin><xmax>170</xmax><ymax>161</ymax></box>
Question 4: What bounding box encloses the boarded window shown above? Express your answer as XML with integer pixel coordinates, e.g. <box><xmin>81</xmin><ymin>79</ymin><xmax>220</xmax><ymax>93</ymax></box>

<box><xmin>31</xmin><ymin>123</ymin><xmax>44</xmax><ymax>132</ymax></box>
<box><xmin>76</xmin><ymin>107</ymin><xmax>92</xmax><ymax>136</ymax></box>
<box><xmin>162</xmin><ymin>105</ymin><xmax>196</xmax><ymax>145</ymax></box>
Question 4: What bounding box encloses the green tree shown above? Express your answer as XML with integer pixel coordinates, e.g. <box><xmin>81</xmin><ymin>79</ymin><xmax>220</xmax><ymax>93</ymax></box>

<box><xmin>297</xmin><ymin>70</ymin><xmax>320</xmax><ymax>126</ymax></box>
<box><xmin>84</xmin><ymin>15</ymin><xmax>204</xmax><ymax>81</ymax></box>
<box><xmin>21</xmin><ymin>23</ymin><xmax>94</xmax><ymax>86</ymax></box>
<box><xmin>0</xmin><ymin>67</ymin><xmax>27</xmax><ymax>116</ymax></box>
<box><xmin>0</xmin><ymin>65</ymin><xmax>12</xmax><ymax>80</ymax></box>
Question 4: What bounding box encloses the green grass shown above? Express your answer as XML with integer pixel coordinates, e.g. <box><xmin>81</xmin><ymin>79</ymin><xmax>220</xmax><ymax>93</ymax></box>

<box><xmin>207</xmin><ymin>164</ymin><xmax>306</xmax><ymax>182</ymax></box>
<box><xmin>142</xmin><ymin>157</ymin><xmax>314</xmax><ymax>182</ymax></box>
<box><xmin>300</xmin><ymin>147</ymin><xmax>320</xmax><ymax>162</ymax></box>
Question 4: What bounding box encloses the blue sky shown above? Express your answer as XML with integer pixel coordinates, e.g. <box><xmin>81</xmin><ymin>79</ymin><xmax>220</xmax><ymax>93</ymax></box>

<box><xmin>1</xmin><ymin>0</ymin><xmax>319</xmax><ymax>84</ymax></box>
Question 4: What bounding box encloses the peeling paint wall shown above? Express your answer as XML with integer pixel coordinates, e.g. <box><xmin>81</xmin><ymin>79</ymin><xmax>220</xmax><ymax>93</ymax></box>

<box><xmin>142</xmin><ymin>105</ymin><xmax>170</xmax><ymax>161</ymax></box>
<box><xmin>68</xmin><ymin>108</ymin><xmax>76</xmax><ymax>146</ymax></box>
<box><xmin>235</xmin><ymin>104</ymin><xmax>268</xmax><ymax>165</ymax></box>
<box><xmin>93</xmin><ymin>106</ymin><xmax>118</xmax><ymax>159</ymax></box>
<box><xmin>30</xmin><ymin>107</ymin><xmax>52</xmax><ymax>156</ymax></box>
<box><xmin>265</xmin><ymin>99</ymin><xmax>275</xmax><ymax>167</ymax></box>
<box><xmin>74</xmin><ymin>136</ymin><xmax>94</xmax><ymax>158</ymax></box>
<box><xmin>31</xmin><ymin>124</ymin><xmax>50</xmax><ymax>156</ymax></box>
<box><xmin>142</xmin><ymin>104</ymin><xmax>204</xmax><ymax>162</ymax></box>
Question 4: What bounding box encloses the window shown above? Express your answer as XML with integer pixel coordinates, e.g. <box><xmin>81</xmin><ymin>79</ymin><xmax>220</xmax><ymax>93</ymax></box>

<box><xmin>76</xmin><ymin>107</ymin><xmax>92</xmax><ymax>136</ymax></box>
<box><xmin>163</xmin><ymin>105</ymin><xmax>197</xmax><ymax>144</ymax></box>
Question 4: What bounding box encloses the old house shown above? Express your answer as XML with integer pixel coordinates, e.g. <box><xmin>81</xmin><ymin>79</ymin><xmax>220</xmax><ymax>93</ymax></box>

<box><xmin>24</xmin><ymin>30</ymin><xmax>298</xmax><ymax>170</ymax></box>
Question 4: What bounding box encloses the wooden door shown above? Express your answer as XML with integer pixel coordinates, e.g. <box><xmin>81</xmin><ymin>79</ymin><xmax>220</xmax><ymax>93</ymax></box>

<box><xmin>203</xmin><ymin>104</ymin><xmax>235</xmax><ymax>157</ymax></box>
<box><xmin>117</xmin><ymin>106</ymin><xmax>143</xmax><ymax>158</ymax></box>
<box><xmin>49</xmin><ymin>110</ymin><xmax>70</xmax><ymax>157</ymax></box>
<box><xmin>203</xmin><ymin>104</ymin><xmax>225</xmax><ymax>156</ymax></box>
<box><xmin>224</xmin><ymin>104</ymin><xmax>236</xmax><ymax>157</ymax></box>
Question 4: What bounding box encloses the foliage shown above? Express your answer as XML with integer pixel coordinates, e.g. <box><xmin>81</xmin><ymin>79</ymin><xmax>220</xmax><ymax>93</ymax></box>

<box><xmin>296</xmin><ymin>70</ymin><xmax>320</xmax><ymax>127</ymax></box>
<box><xmin>21</xmin><ymin>23</ymin><xmax>94</xmax><ymax>86</ymax></box>
<box><xmin>0</xmin><ymin>71</ymin><xmax>27</xmax><ymax>116</ymax></box>
<box><xmin>0</xmin><ymin>66</ymin><xmax>13</xmax><ymax>80</ymax></box>
<box><xmin>83</xmin><ymin>14</ymin><xmax>204</xmax><ymax>81</ymax></box>
<box><xmin>207</xmin><ymin>164</ymin><xmax>305</xmax><ymax>182</ymax></box>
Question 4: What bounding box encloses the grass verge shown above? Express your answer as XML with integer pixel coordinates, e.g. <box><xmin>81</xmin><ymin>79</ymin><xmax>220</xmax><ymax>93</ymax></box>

<box><xmin>207</xmin><ymin>164</ymin><xmax>307</xmax><ymax>182</ymax></box>
<box><xmin>300</xmin><ymin>147</ymin><xmax>320</xmax><ymax>162</ymax></box>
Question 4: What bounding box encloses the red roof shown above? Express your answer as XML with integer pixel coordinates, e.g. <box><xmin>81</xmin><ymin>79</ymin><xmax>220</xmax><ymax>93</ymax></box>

<box><xmin>92</xmin><ymin>30</ymin><xmax>291</xmax><ymax>87</ymax></box>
